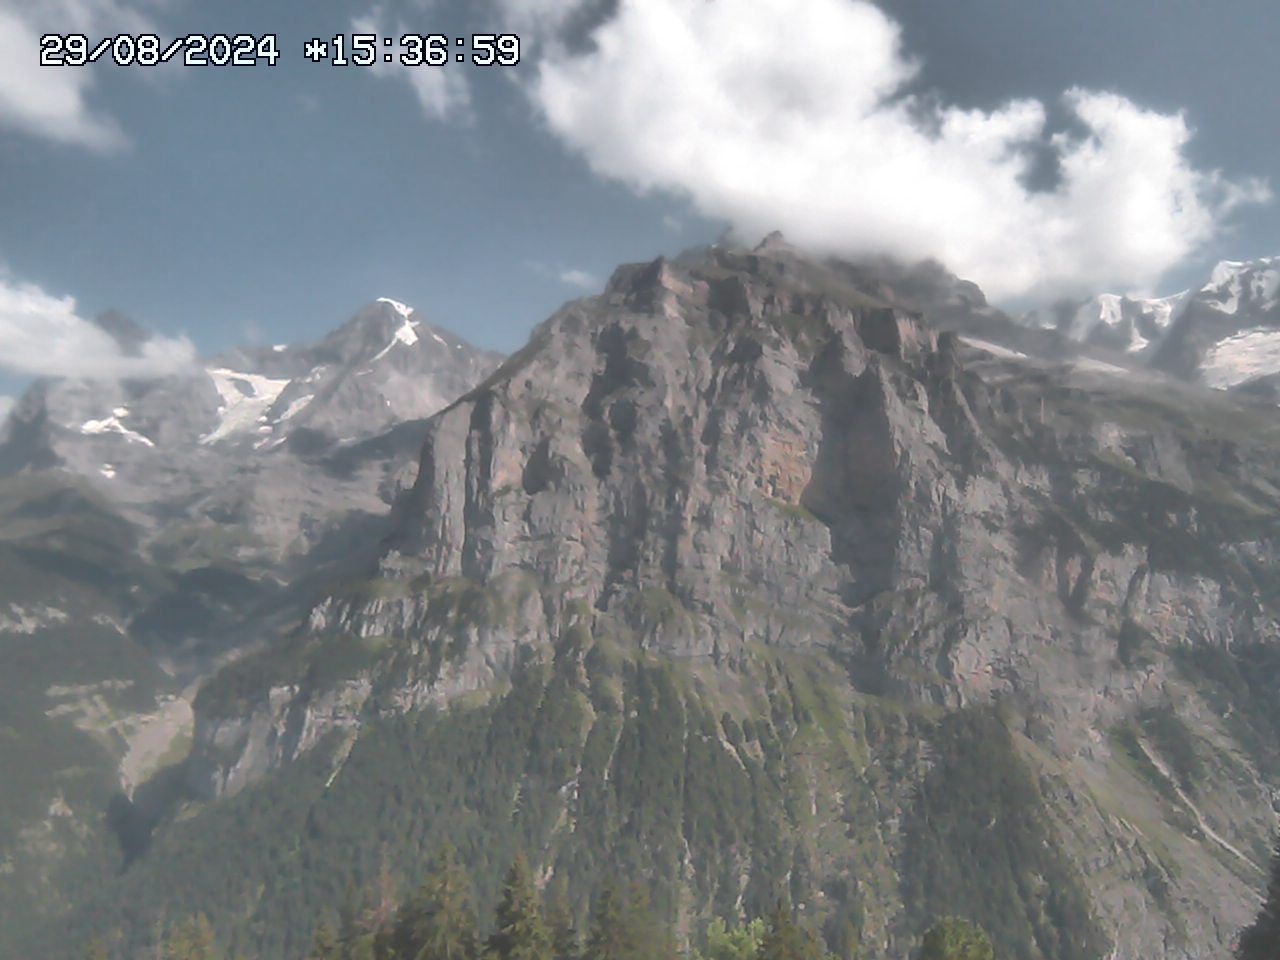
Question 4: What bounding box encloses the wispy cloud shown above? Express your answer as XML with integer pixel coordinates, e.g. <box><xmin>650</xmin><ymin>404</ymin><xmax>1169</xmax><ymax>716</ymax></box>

<box><xmin>0</xmin><ymin>0</ymin><xmax>167</xmax><ymax>150</ymax></box>
<box><xmin>528</xmin><ymin>261</ymin><xmax>600</xmax><ymax>290</ymax></box>
<box><xmin>353</xmin><ymin>3</ymin><xmax>471</xmax><ymax>123</ymax></box>
<box><xmin>0</xmin><ymin>395</ymin><xmax>12</xmax><ymax>422</ymax></box>
<box><xmin>558</xmin><ymin>268</ymin><xmax>599</xmax><ymax>290</ymax></box>
<box><xmin>517</xmin><ymin>0</ymin><xmax>1270</xmax><ymax>300</ymax></box>
<box><xmin>0</xmin><ymin>273</ymin><xmax>195</xmax><ymax>379</ymax></box>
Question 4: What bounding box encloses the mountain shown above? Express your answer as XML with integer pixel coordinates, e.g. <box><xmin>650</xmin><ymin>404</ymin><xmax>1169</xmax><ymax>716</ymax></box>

<box><xmin>1022</xmin><ymin>292</ymin><xmax>1188</xmax><ymax>355</ymax></box>
<box><xmin>0</xmin><ymin>299</ymin><xmax>502</xmax><ymax>571</ymax></box>
<box><xmin>1024</xmin><ymin>257</ymin><xmax>1280</xmax><ymax>389</ymax></box>
<box><xmin>0</xmin><ymin>301</ymin><xmax>501</xmax><ymax>954</ymax></box>
<box><xmin>19</xmin><ymin>238</ymin><xmax>1280</xmax><ymax>960</ymax></box>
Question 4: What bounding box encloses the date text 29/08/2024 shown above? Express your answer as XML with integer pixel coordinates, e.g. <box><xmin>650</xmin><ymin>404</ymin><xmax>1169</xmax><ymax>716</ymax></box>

<box><xmin>38</xmin><ymin>32</ymin><xmax>520</xmax><ymax>68</ymax></box>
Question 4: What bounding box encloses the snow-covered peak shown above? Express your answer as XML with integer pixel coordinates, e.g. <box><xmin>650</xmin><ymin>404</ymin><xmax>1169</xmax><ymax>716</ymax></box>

<box><xmin>1063</xmin><ymin>293</ymin><xmax>1122</xmax><ymax>342</ymax></box>
<box><xmin>376</xmin><ymin>297</ymin><xmax>414</xmax><ymax>320</ymax></box>
<box><xmin>1209</xmin><ymin>259</ymin><xmax>1251</xmax><ymax>288</ymax></box>
<box><xmin>1202</xmin><ymin>257</ymin><xmax>1280</xmax><ymax>315</ymax></box>
<box><xmin>1026</xmin><ymin>290</ymin><xmax>1187</xmax><ymax>353</ymax></box>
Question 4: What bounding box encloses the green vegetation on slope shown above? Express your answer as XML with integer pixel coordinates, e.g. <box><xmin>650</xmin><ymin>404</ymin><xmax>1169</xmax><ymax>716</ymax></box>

<box><xmin>29</xmin><ymin>633</ymin><xmax>1113</xmax><ymax>960</ymax></box>
<box><xmin>133</xmin><ymin>845</ymin><xmax>1001</xmax><ymax>960</ymax></box>
<box><xmin>899</xmin><ymin>709</ymin><xmax>1108</xmax><ymax>960</ymax></box>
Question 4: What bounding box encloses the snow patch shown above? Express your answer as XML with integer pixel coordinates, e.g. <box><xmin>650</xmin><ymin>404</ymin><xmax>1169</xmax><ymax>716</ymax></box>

<box><xmin>0</xmin><ymin>604</ymin><xmax>69</xmax><ymax>634</ymax></box>
<box><xmin>277</xmin><ymin>396</ymin><xmax>311</xmax><ymax>421</ymax></box>
<box><xmin>81</xmin><ymin>415</ymin><xmax>155</xmax><ymax>447</ymax></box>
<box><xmin>370</xmin><ymin>318</ymin><xmax>421</xmax><ymax>362</ymax></box>
<box><xmin>958</xmin><ymin>337</ymin><xmax>1028</xmax><ymax>361</ymax></box>
<box><xmin>1144</xmin><ymin>291</ymin><xmax>1189</xmax><ymax>331</ymax></box>
<box><xmin>1201</xmin><ymin>328</ymin><xmax>1280</xmax><ymax>389</ymax></box>
<box><xmin>376</xmin><ymin>297</ymin><xmax>414</xmax><ymax>319</ymax></box>
<box><xmin>201</xmin><ymin>368</ymin><xmax>291</xmax><ymax>444</ymax></box>
<box><xmin>394</xmin><ymin>319</ymin><xmax>419</xmax><ymax>347</ymax></box>
<box><xmin>111</xmin><ymin>406</ymin><xmax>129</xmax><ymax>418</ymax></box>
<box><xmin>272</xmin><ymin>344</ymin><xmax>287</xmax><ymax>352</ymax></box>
<box><xmin>1208</xmin><ymin>259</ymin><xmax>1255</xmax><ymax>290</ymax></box>
<box><xmin>1206</xmin><ymin>261</ymin><xmax>1246</xmax><ymax>314</ymax></box>
<box><xmin>1072</xmin><ymin>357</ymin><xmax>1129</xmax><ymax>376</ymax></box>
<box><xmin>100</xmin><ymin>464</ymin><xmax>116</xmax><ymax>479</ymax></box>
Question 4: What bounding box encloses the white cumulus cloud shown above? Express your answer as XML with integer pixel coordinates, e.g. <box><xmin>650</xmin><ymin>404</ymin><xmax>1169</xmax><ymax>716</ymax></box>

<box><xmin>0</xmin><ymin>0</ymin><xmax>164</xmax><ymax>150</ymax></box>
<box><xmin>522</xmin><ymin>0</ymin><xmax>1269</xmax><ymax>300</ymax></box>
<box><xmin>354</xmin><ymin>4</ymin><xmax>471</xmax><ymax>122</ymax></box>
<box><xmin>0</xmin><ymin>275</ymin><xmax>195</xmax><ymax>380</ymax></box>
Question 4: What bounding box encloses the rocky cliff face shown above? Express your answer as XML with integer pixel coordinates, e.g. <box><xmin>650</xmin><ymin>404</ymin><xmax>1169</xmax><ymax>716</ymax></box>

<box><xmin>175</xmin><ymin>239</ymin><xmax>1280</xmax><ymax>959</ymax></box>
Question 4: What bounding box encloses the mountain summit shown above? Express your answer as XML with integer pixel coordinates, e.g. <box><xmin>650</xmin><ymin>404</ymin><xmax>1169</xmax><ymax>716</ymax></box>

<box><xmin>0</xmin><ymin>299</ymin><xmax>502</xmax><ymax>568</ymax></box>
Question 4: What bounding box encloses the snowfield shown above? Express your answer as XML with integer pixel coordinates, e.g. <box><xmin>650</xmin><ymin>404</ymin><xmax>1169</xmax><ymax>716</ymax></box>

<box><xmin>1201</xmin><ymin>328</ymin><xmax>1280</xmax><ymax>389</ymax></box>
<box><xmin>201</xmin><ymin>368</ymin><xmax>291</xmax><ymax>444</ymax></box>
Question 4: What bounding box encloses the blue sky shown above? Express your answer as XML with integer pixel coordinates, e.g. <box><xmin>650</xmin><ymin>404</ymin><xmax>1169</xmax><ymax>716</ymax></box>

<box><xmin>0</xmin><ymin>0</ymin><xmax>1276</xmax><ymax>409</ymax></box>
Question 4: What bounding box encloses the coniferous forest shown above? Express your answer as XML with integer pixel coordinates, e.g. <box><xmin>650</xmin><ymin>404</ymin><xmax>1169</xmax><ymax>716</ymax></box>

<box><xmin>110</xmin><ymin>844</ymin><xmax>1000</xmax><ymax>960</ymax></box>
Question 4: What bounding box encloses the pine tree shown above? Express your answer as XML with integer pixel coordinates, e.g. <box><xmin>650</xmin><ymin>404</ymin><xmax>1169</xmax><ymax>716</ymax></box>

<box><xmin>546</xmin><ymin>893</ymin><xmax>579</xmax><ymax>960</ymax></box>
<box><xmin>486</xmin><ymin>855</ymin><xmax>552</xmax><ymax>960</ymax></box>
<box><xmin>622</xmin><ymin>885</ymin><xmax>676</xmax><ymax>960</ymax></box>
<box><xmin>694</xmin><ymin>917</ymin><xmax>767</xmax><ymax>960</ymax></box>
<box><xmin>758</xmin><ymin>902</ymin><xmax>824</xmax><ymax>960</ymax></box>
<box><xmin>582</xmin><ymin>882</ymin><xmax>674</xmax><ymax>960</ymax></box>
<box><xmin>583</xmin><ymin>883</ymin><xmax>631</xmax><ymax>960</ymax></box>
<box><xmin>164</xmin><ymin>915</ymin><xmax>220</xmax><ymax>960</ymax></box>
<box><xmin>330</xmin><ymin>873</ymin><xmax>388</xmax><ymax>960</ymax></box>
<box><xmin>825</xmin><ymin>917</ymin><xmax>859</xmax><ymax>960</ymax></box>
<box><xmin>309</xmin><ymin>918</ymin><xmax>340</xmax><ymax>959</ymax></box>
<box><xmin>1238</xmin><ymin>834</ymin><xmax>1280</xmax><ymax>959</ymax></box>
<box><xmin>389</xmin><ymin>843</ymin><xmax>478</xmax><ymax>960</ymax></box>
<box><xmin>917</xmin><ymin>918</ymin><xmax>994</xmax><ymax>960</ymax></box>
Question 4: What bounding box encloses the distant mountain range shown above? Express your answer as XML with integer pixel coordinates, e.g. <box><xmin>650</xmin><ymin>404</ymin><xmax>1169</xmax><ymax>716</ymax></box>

<box><xmin>1022</xmin><ymin>257</ymin><xmax>1280</xmax><ymax>388</ymax></box>
<box><xmin>1</xmin><ymin>297</ymin><xmax>501</xmax><ymax>570</ymax></box>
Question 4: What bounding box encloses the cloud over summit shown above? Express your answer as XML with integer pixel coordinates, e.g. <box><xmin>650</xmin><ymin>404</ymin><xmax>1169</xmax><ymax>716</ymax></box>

<box><xmin>522</xmin><ymin>0</ymin><xmax>1269</xmax><ymax>300</ymax></box>
<box><xmin>0</xmin><ymin>276</ymin><xmax>195</xmax><ymax>381</ymax></box>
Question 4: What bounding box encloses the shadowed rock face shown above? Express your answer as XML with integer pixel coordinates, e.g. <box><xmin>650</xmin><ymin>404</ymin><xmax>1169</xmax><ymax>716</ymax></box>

<box><xmin>381</xmin><ymin>246</ymin><xmax>977</xmax><ymax>653</ymax></box>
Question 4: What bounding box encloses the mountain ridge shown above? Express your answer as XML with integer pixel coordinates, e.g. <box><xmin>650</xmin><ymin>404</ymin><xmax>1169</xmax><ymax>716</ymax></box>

<box><xmin>73</xmin><ymin>237</ymin><xmax>1280</xmax><ymax>960</ymax></box>
<box><xmin>7</xmin><ymin>240</ymin><xmax>1280</xmax><ymax>959</ymax></box>
<box><xmin>1021</xmin><ymin>256</ymin><xmax>1280</xmax><ymax>389</ymax></box>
